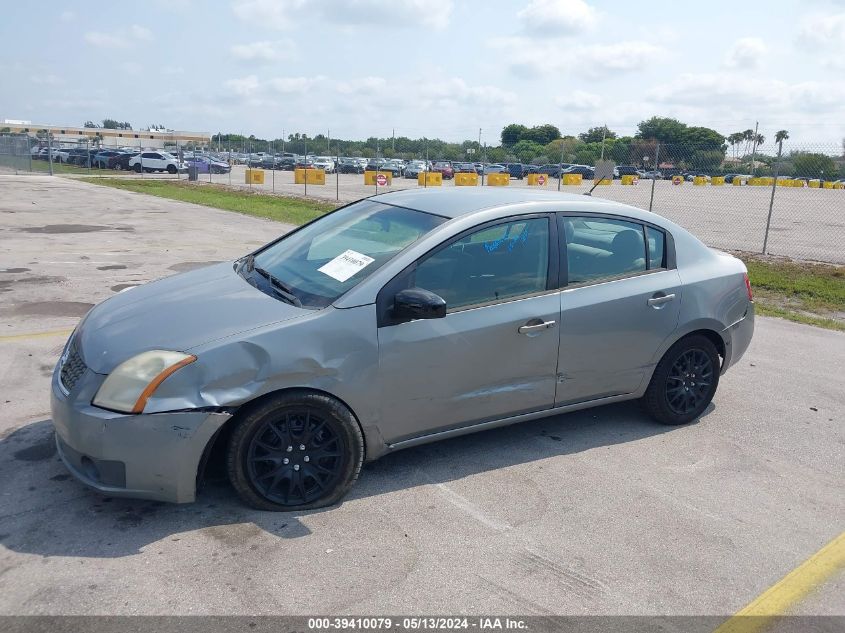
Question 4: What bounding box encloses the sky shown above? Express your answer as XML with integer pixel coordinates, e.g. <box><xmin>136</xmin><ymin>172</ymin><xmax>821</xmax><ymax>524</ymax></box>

<box><xmin>1</xmin><ymin>0</ymin><xmax>844</xmax><ymax>149</ymax></box>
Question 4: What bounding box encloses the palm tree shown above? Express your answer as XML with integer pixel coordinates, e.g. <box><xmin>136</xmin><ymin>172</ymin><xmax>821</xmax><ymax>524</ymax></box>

<box><xmin>754</xmin><ymin>134</ymin><xmax>765</xmax><ymax>147</ymax></box>
<box><xmin>742</xmin><ymin>129</ymin><xmax>754</xmax><ymax>156</ymax></box>
<box><xmin>775</xmin><ymin>130</ymin><xmax>789</xmax><ymax>144</ymax></box>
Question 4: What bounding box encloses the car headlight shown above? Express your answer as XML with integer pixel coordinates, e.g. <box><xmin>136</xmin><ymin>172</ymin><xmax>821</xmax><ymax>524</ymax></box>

<box><xmin>92</xmin><ymin>350</ymin><xmax>196</xmax><ymax>414</ymax></box>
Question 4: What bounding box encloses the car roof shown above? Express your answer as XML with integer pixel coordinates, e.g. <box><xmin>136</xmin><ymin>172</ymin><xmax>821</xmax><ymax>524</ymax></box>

<box><xmin>371</xmin><ymin>188</ymin><xmax>630</xmax><ymax>219</ymax></box>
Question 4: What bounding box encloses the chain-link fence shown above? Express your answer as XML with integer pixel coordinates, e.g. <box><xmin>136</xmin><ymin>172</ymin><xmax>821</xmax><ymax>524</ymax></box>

<box><xmin>2</xmin><ymin>132</ymin><xmax>843</xmax><ymax>264</ymax></box>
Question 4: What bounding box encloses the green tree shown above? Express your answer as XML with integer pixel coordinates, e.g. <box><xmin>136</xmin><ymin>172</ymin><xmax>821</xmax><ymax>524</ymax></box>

<box><xmin>792</xmin><ymin>153</ymin><xmax>837</xmax><ymax>179</ymax></box>
<box><xmin>501</xmin><ymin>124</ymin><xmax>528</xmax><ymax>147</ymax></box>
<box><xmin>578</xmin><ymin>126</ymin><xmax>617</xmax><ymax>144</ymax></box>
<box><xmin>636</xmin><ymin>117</ymin><xmax>687</xmax><ymax>144</ymax></box>
<box><xmin>522</xmin><ymin>124</ymin><xmax>561</xmax><ymax>145</ymax></box>
<box><xmin>510</xmin><ymin>139</ymin><xmax>545</xmax><ymax>163</ymax></box>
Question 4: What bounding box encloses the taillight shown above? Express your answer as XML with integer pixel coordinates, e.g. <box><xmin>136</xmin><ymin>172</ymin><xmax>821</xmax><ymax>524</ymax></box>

<box><xmin>744</xmin><ymin>273</ymin><xmax>753</xmax><ymax>301</ymax></box>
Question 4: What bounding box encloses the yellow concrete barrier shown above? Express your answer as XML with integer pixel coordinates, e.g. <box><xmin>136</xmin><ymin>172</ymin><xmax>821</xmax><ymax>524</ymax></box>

<box><xmin>733</xmin><ymin>177</ymin><xmax>743</xmax><ymax>186</ymax></box>
<box><xmin>486</xmin><ymin>173</ymin><xmax>509</xmax><ymax>186</ymax></box>
<box><xmin>417</xmin><ymin>172</ymin><xmax>442</xmax><ymax>186</ymax></box>
<box><xmin>747</xmin><ymin>177</ymin><xmax>764</xmax><ymax>186</ymax></box>
<box><xmin>808</xmin><ymin>179</ymin><xmax>821</xmax><ymax>188</ymax></box>
<box><xmin>454</xmin><ymin>172</ymin><xmax>478</xmax><ymax>186</ymax></box>
<box><xmin>561</xmin><ymin>173</ymin><xmax>582</xmax><ymax>185</ymax></box>
<box><xmin>777</xmin><ymin>179</ymin><xmax>793</xmax><ymax>187</ymax></box>
<box><xmin>620</xmin><ymin>175</ymin><xmax>639</xmax><ymax>185</ymax></box>
<box><xmin>593</xmin><ymin>178</ymin><xmax>612</xmax><ymax>186</ymax></box>
<box><xmin>527</xmin><ymin>173</ymin><xmax>549</xmax><ymax>186</ymax></box>
<box><xmin>834</xmin><ymin>182</ymin><xmax>844</xmax><ymax>189</ymax></box>
<box><xmin>245</xmin><ymin>169</ymin><xmax>265</xmax><ymax>185</ymax></box>
<box><xmin>364</xmin><ymin>170</ymin><xmax>393</xmax><ymax>186</ymax></box>
<box><xmin>693</xmin><ymin>176</ymin><xmax>707</xmax><ymax>185</ymax></box>
<box><xmin>294</xmin><ymin>168</ymin><xmax>326</xmax><ymax>185</ymax></box>
<box><xmin>711</xmin><ymin>176</ymin><xmax>725</xmax><ymax>186</ymax></box>
<box><xmin>823</xmin><ymin>181</ymin><xmax>834</xmax><ymax>189</ymax></box>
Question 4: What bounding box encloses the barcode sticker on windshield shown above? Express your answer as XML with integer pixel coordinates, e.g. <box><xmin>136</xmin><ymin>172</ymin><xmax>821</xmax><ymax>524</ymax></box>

<box><xmin>318</xmin><ymin>250</ymin><xmax>375</xmax><ymax>282</ymax></box>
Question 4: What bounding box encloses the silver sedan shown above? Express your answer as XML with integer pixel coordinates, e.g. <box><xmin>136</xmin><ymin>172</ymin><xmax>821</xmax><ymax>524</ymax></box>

<box><xmin>51</xmin><ymin>189</ymin><xmax>754</xmax><ymax>510</ymax></box>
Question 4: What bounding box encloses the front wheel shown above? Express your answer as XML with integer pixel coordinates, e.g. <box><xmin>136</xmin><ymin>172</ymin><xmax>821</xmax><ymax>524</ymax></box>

<box><xmin>642</xmin><ymin>335</ymin><xmax>720</xmax><ymax>425</ymax></box>
<box><xmin>227</xmin><ymin>391</ymin><xmax>364</xmax><ymax>511</ymax></box>
<box><xmin>133</xmin><ymin>164</ymin><xmax>142</xmax><ymax>173</ymax></box>
<box><xmin>166</xmin><ymin>164</ymin><xmax>177</xmax><ymax>174</ymax></box>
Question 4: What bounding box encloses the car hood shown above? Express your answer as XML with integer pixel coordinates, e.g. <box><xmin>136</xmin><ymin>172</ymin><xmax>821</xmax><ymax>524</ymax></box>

<box><xmin>77</xmin><ymin>262</ymin><xmax>309</xmax><ymax>374</ymax></box>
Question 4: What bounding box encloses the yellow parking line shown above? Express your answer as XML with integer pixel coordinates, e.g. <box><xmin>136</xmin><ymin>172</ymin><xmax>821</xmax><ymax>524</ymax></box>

<box><xmin>0</xmin><ymin>328</ymin><xmax>74</xmax><ymax>343</ymax></box>
<box><xmin>713</xmin><ymin>531</ymin><xmax>845</xmax><ymax>633</ymax></box>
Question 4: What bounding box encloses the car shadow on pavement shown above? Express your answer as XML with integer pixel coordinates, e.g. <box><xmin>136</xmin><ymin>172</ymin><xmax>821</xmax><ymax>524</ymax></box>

<box><xmin>0</xmin><ymin>402</ymin><xmax>711</xmax><ymax>559</ymax></box>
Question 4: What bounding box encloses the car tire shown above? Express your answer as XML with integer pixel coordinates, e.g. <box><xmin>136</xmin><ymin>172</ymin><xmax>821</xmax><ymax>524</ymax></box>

<box><xmin>642</xmin><ymin>334</ymin><xmax>720</xmax><ymax>426</ymax></box>
<box><xmin>167</xmin><ymin>164</ymin><xmax>177</xmax><ymax>174</ymax></box>
<box><xmin>227</xmin><ymin>390</ymin><xmax>365</xmax><ymax>511</ymax></box>
<box><xmin>133</xmin><ymin>164</ymin><xmax>142</xmax><ymax>173</ymax></box>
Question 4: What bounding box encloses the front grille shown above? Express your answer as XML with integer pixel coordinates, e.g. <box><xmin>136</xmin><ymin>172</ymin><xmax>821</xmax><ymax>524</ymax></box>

<box><xmin>59</xmin><ymin>338</ymin><xmax>87</xmax><ymax>393</ymax></box>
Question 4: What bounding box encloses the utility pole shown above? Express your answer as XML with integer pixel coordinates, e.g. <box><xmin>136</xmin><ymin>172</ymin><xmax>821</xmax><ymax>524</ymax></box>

<box><xmin>392</xmin><ymin>128</ymin><xmax>395</xmax><ymax>152</ymax></box>
<box><xmin>649</xmin><ymin>143</ymin><xmax>660</xmax><ymax>212</ymax></box>
<box><xmin>600</xmin><ymin>124</ymin><xmax>607</xmax><ymax>161</ymax></box>
<box><xmin>749</xmin><ymin>120</ymin><xmax>759</xmax><ymax>177</ymax></box>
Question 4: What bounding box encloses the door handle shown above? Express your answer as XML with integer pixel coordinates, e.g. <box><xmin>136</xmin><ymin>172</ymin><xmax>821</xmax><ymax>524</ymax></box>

<box><xmin>518</xmin><ymin>320</ymin><xmax>556</xmax><ymax>334</ymax></box>
<box><xmin>648</xmin><ymin>293</ymin><xmax>675</xmax><ymax>307</ymax></box>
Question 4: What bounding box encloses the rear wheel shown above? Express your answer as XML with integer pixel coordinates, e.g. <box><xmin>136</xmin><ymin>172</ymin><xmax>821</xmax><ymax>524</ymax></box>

<box><xmin>227</xmin><ymin>391</ymin><xmax>364</xmax><ymax>511</ymax></box>
<box><xmin>642</xmin><ymin>335</ymin><xmax>720</xmax><ymax>425</ymax></box>
<box><xmin>166</xmin><ymin>164</ymin><xmax>177</xmax><ymax>174</ymax></box>
<box><xmin>133</xmin><ymin>164</ymin><xmax>142</xmax><ymax>173</ymax></box>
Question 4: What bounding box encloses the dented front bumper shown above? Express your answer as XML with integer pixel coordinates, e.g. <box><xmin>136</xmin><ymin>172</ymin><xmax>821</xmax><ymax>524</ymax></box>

<box><xmin>50</xmin><ymin>367</ymin><xmax>230</xmax><ymax>504</ymax></box>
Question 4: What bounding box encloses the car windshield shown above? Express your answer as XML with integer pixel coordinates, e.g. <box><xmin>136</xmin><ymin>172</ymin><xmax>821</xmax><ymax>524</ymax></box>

<box><xmin>248</xmin><ymin>200</ymin><xmax>446</xmax><ymax>308</ymax></box>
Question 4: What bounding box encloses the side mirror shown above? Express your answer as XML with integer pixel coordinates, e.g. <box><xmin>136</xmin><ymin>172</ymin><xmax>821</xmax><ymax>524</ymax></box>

<box><xmin>393</xmin><ymin>288</ymin><xmax>446</xmax><ymax>320</ymax></box>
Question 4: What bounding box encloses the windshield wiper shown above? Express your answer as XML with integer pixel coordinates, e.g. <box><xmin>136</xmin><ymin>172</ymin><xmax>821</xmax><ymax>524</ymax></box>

<box><xmin>253</xmin><ymin>267</ymin><xmax>303</xmax><ymax>307</ymax></box>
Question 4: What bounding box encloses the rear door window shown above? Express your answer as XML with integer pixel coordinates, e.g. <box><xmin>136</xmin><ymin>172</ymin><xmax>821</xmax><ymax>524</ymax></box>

<box><xmin>563</xmin><ymin>217</ymin><xmax>647</xmax><ymax>284</ymax></box>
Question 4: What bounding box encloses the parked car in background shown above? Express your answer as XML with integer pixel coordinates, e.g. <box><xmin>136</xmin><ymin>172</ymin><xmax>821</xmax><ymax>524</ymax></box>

<box><xmin>432</xmin><ymin>161</ymin><xmax>454</xmax><ymax>179</ymax></box>
<box><xmin>641</xmin><ymin>170</ymin><xmax>664</xmax><ymax>180</ymax></box>
<box><xmin>404</xmin><ymin>160</ymin><xmax>430</xmax><ymax>178</ymax></box>
<box><xmin>185</xmin><ymin>156</ymin><xmax>231</xmax><ymax>174</ymax></box>
<box><xmin>507</xmin><ymin>163</ymin><xmax>526</xmax><ymax>179</ymax></box>
<box><xmin>337</xmin><ymin>157</ymin><xmax>364</xmax><ymax>174</ymax></box>
<box><xmin>129</xmin><ymin>151</ymin><xmax>185</xmax><ymax>174</ymax></box>
<box><xmin>379</xmin><ymin>159</ymin><xmax>404</xmax><ymax>177</ymax></box>
<box><xmin>50</xmin><ymin>189</ymin><xmax>754</xmax><ymax>510</ymax></box>
<box><xmin>110</xmin><ymin>152</ymin><xmax>139</xmax><ymax>170</ymax></box>
<box><xmin>536</xmin><ymin>164</ymin><xmax>564</xmax><ymax>178</ymax></box>
<box><xmin>365</xmin><ymin>158</ymin><xmax>387</xmax><ymax>172</ymax></box>
<box><xmin>453</xmin><ymin>162</ymin><xmax>477</xmax><ymax>174</ymax></box>
<box><xmin>92</xmin><ymin>150</ymin><xmax>122</xmax><ymax>169</ymax></box>
<box><xmin>483</xmin><ymin>164</ymin><xmax>508</xmax><ymax>174</ymax></box>
<box><xmin>312</xmin><ymin>157</ymin><xmax>336</xmax><ymax>173</ymax></box>
<box><xmin>562</xmin><ymin>165</ymin><xmax>596</xmax><ymax>180</ymax></box>
<box><xmin>616</xmin><ymin>165</ymin><xmax>639</xmax><ymax>177</ymax></box>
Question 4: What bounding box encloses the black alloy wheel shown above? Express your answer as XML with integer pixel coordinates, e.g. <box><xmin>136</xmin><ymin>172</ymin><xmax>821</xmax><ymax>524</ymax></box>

<box><xmin>227</xmin><ymin>391</ymin><xmax>364</xmax><ymax>511</ymax></box>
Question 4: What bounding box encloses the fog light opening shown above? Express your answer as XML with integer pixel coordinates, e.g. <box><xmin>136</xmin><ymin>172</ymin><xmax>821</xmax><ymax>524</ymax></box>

<box><xmin>80</xmin><ymin>456</ymin><xmax>101</xmax><ymax>483</ymax></box>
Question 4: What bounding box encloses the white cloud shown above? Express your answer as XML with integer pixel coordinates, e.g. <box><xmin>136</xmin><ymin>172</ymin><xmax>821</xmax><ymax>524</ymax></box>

<box><xmin>490</xmin><ymin>37</ymin><xmax>664</xmax><ymax>78</ymax></box>
<box><xmin>84</xmin><ymin>25</ymin><xmax>153</xmax><ymax>48</ymax></box>
<box><xmin>724</xmin><ymin>37</ymin><xmax>767</xmax><ymax>68</ymax></box>
<box><xmin>84</xmin><ymin>32</ymin><xmax>128</xmax><ymax>48</ymax></box>
<box><xmin>230</xmin><ymin>40</ymin><xmax>294</xmax><ymax>63</ymax></box>
<box><xmin>517</xmin><ymin>0</ymin><xmax>598</xmax><ymax>37</ymax></box>
<box><xmin>31</xmin><ymin>74</ymin><xmax>65</xmax><ymax>86</ymax></box>
<box><xmin>336</xmin><ymin>76</ymin><xmax>387</xmax><ymax>95</ymax></box>
<box><xmin>231</xmin><ymin>0</ymin><xmax>305</xmax><ymax>29</ymax></box>
<box><xmin>225</xmin><ymin>75</ymin><xmax>261</xmax><ymax>97</ymax></box>
<box><xmin>266</xmin><ymin>76</ymin><xmax>322</xmax><ymax>94</ymax></box>
<box><xmin>322</xmin><ymin>0</ymin><xmax>453</xmax><ymax>30</ymax></box>
<box><xmin>129</xmin><ymin>25</ymin><xmax>153</xmax><ymax>41</ymax></box>
<box><xmin>648</xmin><ymin>73</ymin><xmax>788</xmax><ymax>108</ymax></box>
<box><xmin>796</xmin><ymin>12</ymin><xmax>845</xmax><ymax>48</ymax></box>
<box><xmin>576</xmin><ymin>41</ymin><xmax>664</xmax><ymax>74</ymax></box>
<box><xmin>232</xmin><ymin>0</ymin><xmax>452</xmax><ymax>30</ymax></box>
<box><xmin>555</xmin><ymin>90</ymin><xmax>602</xmax><ymax>110</ymax></box>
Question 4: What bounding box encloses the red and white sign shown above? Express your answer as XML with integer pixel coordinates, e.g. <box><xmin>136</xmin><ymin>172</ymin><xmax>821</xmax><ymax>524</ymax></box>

<box><xmin>376</xmin><ymin>173</ymin><xmax>387</xmax><ymax>186</ymax></box>
<box><xmin>632</xmin><ymin>176</ymin><xmax>639</xmax><ymax>185</ymax></box>
<box><xmin>672</xmin><ymin>175</ymin><xmax>683</xmax><ymax>185</ymax></box>
<box><xmin>537</xmin><ymin>175</ymin><xmax>546</xmax><ymax>185</ymax></box>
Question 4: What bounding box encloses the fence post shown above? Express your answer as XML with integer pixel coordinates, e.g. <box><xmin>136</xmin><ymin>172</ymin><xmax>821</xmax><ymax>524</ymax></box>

<box><xmin>47</xmin><ymin>132</ymin><xmax>54</xmax><ymax>176</ymax></box>
<box><xmin>28</xmin><ymin>136</ymin><xmax>32</xmax><ymax>173</ymax></box>
<box><xmin>139</xmin><ymin>139</ymin><xmax>143</xmax><ymax>178</ymax></box>
<box><xmin>336</xmin><ymin>146</ymin><xmax>339</xmax><ymax>201</ymax></box>
<box><xmin>762</xmin><ymin>141</ymin><xmax>783</xmax><ymax>255</ymax></box>
<box><xmin>648</xmin><ymin>143</ymin><xmax>660</xmax><ymax>212</ymax></box>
